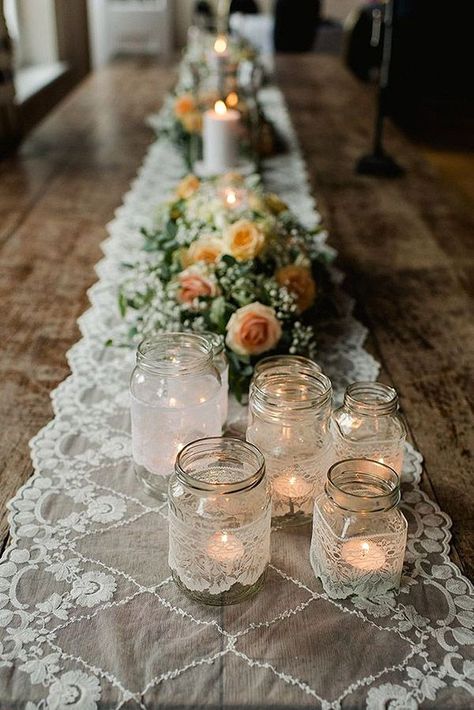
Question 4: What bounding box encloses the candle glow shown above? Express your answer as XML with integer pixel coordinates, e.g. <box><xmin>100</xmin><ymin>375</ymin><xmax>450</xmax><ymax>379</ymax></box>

<box><xmin>226</xmin><ymin>91</ymin><xmax>239</xmax><ymax>109</ymax></box>
<box><xmin>215</xmin><ymin>100</ymin><xmax>227</xmax><ymax>116</ymax></box>
<box><xmin>341</xmin><ymin>539</ymin><xmax>386</xmax><ymax>571</ymax></box>
<box><xmin>273</xmin><ymin>473</ymin><xmax>313</xmax><ymax>500</ymax></box>
<box><xmin>206</xmin><ymin>531</ymin><xmax>244</xmax><ymax>564</ymax></box>
<box><xmin>214</xmin><ymin>36</ymin><xmax>228</xmax><ymax>54</ymax></box>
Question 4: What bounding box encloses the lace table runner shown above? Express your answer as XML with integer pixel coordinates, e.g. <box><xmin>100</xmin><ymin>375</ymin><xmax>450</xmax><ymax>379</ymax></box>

<box><xmin>0</xmin><ymin>82</ymin><xmax>473</xmax><ymax>710</ymax></box>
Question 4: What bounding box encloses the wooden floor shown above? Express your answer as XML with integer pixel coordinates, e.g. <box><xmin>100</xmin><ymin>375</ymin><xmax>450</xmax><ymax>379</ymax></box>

<box><xmin>0</xmin><ymin>55</ymin><xmax>473</xmax><ymax>579</ymax></box>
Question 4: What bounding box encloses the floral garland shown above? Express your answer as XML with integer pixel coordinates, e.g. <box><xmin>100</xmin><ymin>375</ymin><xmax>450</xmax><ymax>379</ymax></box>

<box><xmin>118</xmin><ymin>173</ymin><xmax>336</xmax><ymax>399</ymax></box>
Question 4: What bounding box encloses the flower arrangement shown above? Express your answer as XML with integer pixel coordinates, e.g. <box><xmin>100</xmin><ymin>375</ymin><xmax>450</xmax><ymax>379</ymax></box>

<box><xmin>118</xmin><ymin>173</ymin><xmax>335</xmax><ymax>400</ymax></box>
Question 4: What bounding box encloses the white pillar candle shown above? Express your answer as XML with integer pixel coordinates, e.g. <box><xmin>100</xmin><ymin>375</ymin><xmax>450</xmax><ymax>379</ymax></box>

<box><xmin>203</xmin><ymin>100</ymin><xmax>240</xmax><ymax>174</ymax></box>
<box><xmin>207</xmin><ymin>35</ymin><xmax>229</xmax><ymax>94</ymax></box>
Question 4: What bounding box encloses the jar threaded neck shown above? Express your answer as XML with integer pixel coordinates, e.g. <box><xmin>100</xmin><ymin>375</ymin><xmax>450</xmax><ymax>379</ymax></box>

<box><xmin>251</xmin><ymin>370</ymin><xmax>332</xmax><ymax>420</ymax></box>
<box><xmin>326</xmin><ymin>459</ymin><xmax>401</xmax><ymax>512</ymax></box>
<box><xmin>136</xmin><ymin>333</ymin><xmax>213</xmax><ymax>376</ymax></box>
<box><xmin>344</xmin><ymin>382</ymin><xmax>399</xmax><ymax>416</ymax></box>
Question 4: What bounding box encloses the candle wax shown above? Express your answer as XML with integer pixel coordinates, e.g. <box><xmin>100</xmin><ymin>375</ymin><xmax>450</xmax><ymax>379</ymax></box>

<box><xmin>207</xmin><ymin>531</ymin><xmax>245</xmax><ymax>563</ymax></box>
<box><xmin>341</xmin><ymin>539</ymin><xmax>386</xmax><ymax>571</ymax></box>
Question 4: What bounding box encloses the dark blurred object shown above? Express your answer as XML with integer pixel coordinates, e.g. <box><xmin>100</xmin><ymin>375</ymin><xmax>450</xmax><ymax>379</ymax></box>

<box><xmin>344</xmin><ymin>2</ymin><xmax>384</xmax><ymax>81</ymax></box>
<box><xmin>230</xmin><ymin>0</ymin><xmax>259</xmax><ymax>14</ymax></box>
<box><xmin>193</xmin><ymin>1</ymin><xmax>214</xmax><ymax>31</ymax></box>
<box><xmin>356</xmin><ymin>0</ymin><xmax>404</xmax><ymax>177</ymax></box>
<box><xmin>346</xmin><ymin>0</ymin><xmax>474</xmax><ymax>146</ymax></box>
<box><xmin>274</xmin><ymin>0</ymin><xmax>321</xmax><ymax>52</ymax></box>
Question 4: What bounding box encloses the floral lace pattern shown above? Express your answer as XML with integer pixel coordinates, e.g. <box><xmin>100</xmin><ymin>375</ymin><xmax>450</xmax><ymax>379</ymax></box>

<box><xmin>0</xmin><ymin>78</ymin><xmax>472</xmax><ymax>709</ymax></box>
<box><xmin>168</xmin><ymin>511</ymin><xmax>271</xmax><ymax>594</ymax></box>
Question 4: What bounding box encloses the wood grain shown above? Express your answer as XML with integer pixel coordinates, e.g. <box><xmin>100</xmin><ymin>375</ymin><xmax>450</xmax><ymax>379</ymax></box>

<box><xmin>0</xmin><ymin>58</ymin><xmax>176</xmax><ymax>552</ymax></box>
<box><xmin>0</xmin><ymin>55</ymin><xmax>472</xmax><ymax>581</ymax></box>
<box><xmin>276</xmin><ymin>54</ymin><xmax>474</xmax><ymax>579</ymax></box>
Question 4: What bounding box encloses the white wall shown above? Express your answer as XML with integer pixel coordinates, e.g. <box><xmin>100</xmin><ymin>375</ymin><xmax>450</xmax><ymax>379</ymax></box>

<box><xmin>15</xmin><ymin>0</ymin><xmax>58</xmax><ymax>67</ymax></box>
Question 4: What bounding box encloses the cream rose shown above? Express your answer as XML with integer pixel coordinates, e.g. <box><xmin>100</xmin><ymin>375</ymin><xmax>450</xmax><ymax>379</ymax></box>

<box><xmin>175</xmin><ymin>174</ymin><xmax>200</xmax><ymax>200</ymax></box>
<box><xmin>226</xmin><ymin>302</ymin><xmax>282</xmax><ymax>356</ymax></box>
<box><xmin>186</xmin><ymin>235</ymin><xmax>224</xmax><ymax>265</ymax></box>
<box><xmin>177</xmin><ymin>267</ymin><xmax>217</xmax><ymax>305</ymax></box>
<box><xmin>224</xmin><ymin>219</ymin><xmax>266</xmax><ymax>261</ymax></box>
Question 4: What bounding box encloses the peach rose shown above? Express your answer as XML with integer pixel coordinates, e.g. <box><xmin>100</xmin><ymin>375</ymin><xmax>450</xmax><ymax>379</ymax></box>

<box><xmin>224</xmin><ymin>220</ymin><xmax>266</xmax><ymax>261</ymax></box>
<box><xmin>276</xmin><ymin>265</ymin><xmax>317</xmax><ymax>313</ymax></box>
<box><xmin>174</xmin><ymin>94</ymin><xmax>195</xmax><ymax>117</ymax></box>
<box><xmin>176</xmin><ymin>174</ymin><xmax>200</xmax><ymax>200</ymax></box>
<box><xmin>187</xmin><ymin>235</ymin><xmax>224</xmax><ymax>265</ymax></box>
<box><xmin>180</xmin><ymin>111</ymin><xmax>203</xmax><ymax>134</ymax></box>
<box><xmin>226</xmin><ymin>302</ymin><xmax>282</xmax><ymax>356</ymax></box>
<box><xmin>177</xmin><ymin>267</ymin><xmax>217</xmax><ymax>305</ymax></box>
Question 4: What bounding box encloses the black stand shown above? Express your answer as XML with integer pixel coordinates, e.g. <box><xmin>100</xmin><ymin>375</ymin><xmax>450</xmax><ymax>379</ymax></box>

<box><xmin>356</xmin><ymin>0</ymin><xmax>404</xmax><ymax>177</ymax></box>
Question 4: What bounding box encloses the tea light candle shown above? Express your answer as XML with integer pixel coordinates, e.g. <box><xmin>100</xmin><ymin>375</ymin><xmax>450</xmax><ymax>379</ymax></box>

<box><xmin>203</xmin><ymin>100</ymin><xmax>240</xmax><ymax>174</ymax></box>
<box><xmin>273</xmin><ymin>473</ymin><xmax>312</xmax><ymax>500</ymax></box>
<box><xmin>341</xmin><ymin>539</ymin><xmax>386</xmax><ymax>571</ymax></box>
<box><xmin>206</xmin><ymin>531</ymin><xmax>245</xmax><ymax>564</ymax></box>
<box><xmin>221</xmin><ymin>186</ymin><xmax>246</xmax><ymax>209</ymax></box>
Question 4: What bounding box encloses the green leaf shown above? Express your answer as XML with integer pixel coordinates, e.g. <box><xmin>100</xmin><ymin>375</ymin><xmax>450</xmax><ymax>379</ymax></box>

<box><xmin>118</xmin><ymin>292</ymin><xmax>127</xmax><ymax>318</ymax></box>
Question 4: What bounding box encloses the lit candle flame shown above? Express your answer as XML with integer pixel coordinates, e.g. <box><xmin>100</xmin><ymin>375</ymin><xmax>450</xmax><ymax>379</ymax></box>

<box><xmin>215</xmin><ymin>100</ymin><xmax>227</xmax><ymax>115</ymax></box>
<box><xmin>169</xmin><ymin>397</ymin><xmax>177</xmax><ymax>407</ymax></box>
<box><xmin>225</xmin><ymin>189</ymin><xmax>237</xmax><ymax>206</ymax></box>
<box><xmin>226</xmin><ymin>91</ymin><xmax>239</xmax><ymax>109</ymax></box>
<box><xmin>214</xmin><ymin>36</ymin><xmax>228</xmax><ymax>54</ymax></box>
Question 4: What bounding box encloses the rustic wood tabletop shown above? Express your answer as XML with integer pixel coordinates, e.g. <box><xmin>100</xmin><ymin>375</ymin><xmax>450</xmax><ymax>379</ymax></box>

<box><xmin>0</xmin><ymin>55</ymin><xmax>472</xmax><ymax>579</ymax></box>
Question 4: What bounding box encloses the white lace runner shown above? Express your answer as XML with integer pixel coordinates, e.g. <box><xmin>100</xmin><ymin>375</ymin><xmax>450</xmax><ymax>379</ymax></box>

<box><xmin>0</xmin><ymin>77</ymin><xmax>472</xmax><ymax>709</ymax></box>
<box><xmin>168</xmin><ymin>511</ymin><xmax>271</xmax><ymax>595</ymax></box>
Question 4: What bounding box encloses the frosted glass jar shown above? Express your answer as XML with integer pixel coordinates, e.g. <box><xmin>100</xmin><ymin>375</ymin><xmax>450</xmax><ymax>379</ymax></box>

<box><xmin>330</xmin><ymin>382</ymin><xmax>407</xmax><ymax>474</ymax></box>
<box><xmin>247</xmin><ymin>369</ymin><xmax>332</xmax><ymax>526</ymax></box>
<box><xmin>202</xmin><ymin>332</ymin><xmax>229</xmax><ymax>427</ymax></box>
<box><xmin>168</xmin><ymin>437</ymin><xmax>271</xmax><ymax>605</ymax></box>
<box><xmin>310</xmin><ymin>459</ymin><xmax>407</xmax><ymax>599</ymax></box>
<box><xmin>130</xmin><ymin>334</ymin><xmax>222</xmax><ymax>499</ymax></box>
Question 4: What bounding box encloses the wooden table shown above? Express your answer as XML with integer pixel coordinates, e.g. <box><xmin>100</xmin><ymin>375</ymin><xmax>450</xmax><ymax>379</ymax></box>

<box><xmin>0</xmin><ymin>55</ymin><xmax>472</xmax><ymax>579</ymax></box>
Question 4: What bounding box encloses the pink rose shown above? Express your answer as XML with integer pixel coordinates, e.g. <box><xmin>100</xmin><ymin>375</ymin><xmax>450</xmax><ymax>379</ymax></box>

<box><xmin>226</xmin><ymin>302</ymin><xmax>282</xmax><ymax>356</ymax></box>
<box><xmin>177</xmin><ymin>267</ymin><xmax>217</xmax><ymax>305</ymax></box>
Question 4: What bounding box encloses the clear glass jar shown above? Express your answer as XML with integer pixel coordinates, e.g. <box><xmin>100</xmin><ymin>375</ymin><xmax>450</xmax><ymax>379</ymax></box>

<box><xmin>130</xmin><ymin>333</ymin><xmax>222</xmax><ymax>499</ymax></box>
<box><xmin>168</xmin><ymin>437</ymin><xmax>271</xmax><ymax>605</ymax></box>
<box><xmin>247</xmin><ymin>369</ymin><xmax>332</xmax><ymax>527</ymax></box>
<box><xmin>202</xmin><ymin>332</ymin><xmax>229</xmax><ymax>427</ymax></box>
<box><xmin>252</xmin><ymin>354</ymin><xmax>322</xmax><ymax>380</ymax></box>
<box><xmin>310</xmin><ymin>459</ymin><xmax>407</xmax><ymax>599</ymax></box>
<box><xmin>330</xmin><ymin>382</ymin><xmax>407</xmax><ymax>474</ymax></box>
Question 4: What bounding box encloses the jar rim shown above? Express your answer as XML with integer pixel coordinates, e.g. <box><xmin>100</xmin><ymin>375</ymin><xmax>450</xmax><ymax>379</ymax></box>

<box><xmin>136</xmin><ymin>333</ymin><xmax>213</xmax><ymax>376</ymax></box>
<box><xmin>175</xmin><ymin>437</ymin><xmax>266</xmax><ymax>494</ymax></box>
<box><xmin>254</xmin><ymin>354</ymin><xmax>322</xmax><ymax>376</ymax></box>
<box><xmin>251</xmin><ymin>369</ymin><xmax>332</xmax><ymax>417</ymax></box>
<box><xmin>344</xmin><ymin>382</ymin><xmax>398</xmax><ymax>416</ymax></box>
<box><xmin>326</xmin><ymin>459</ymin><xmax>401</xmax><ymax>512</ymax></box>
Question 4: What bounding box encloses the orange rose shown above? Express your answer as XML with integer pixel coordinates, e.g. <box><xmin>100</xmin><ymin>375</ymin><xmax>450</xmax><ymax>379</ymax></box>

<box><xmin>180</xmin><ymin>111</ymin><xmax>203</xmax><ymax>134</ymax></box>
<box><xmin>226</xmin><ymin>302</ymin><xmax>282</xmax><ymax>356</ymax></box>
<box><xmin>174</xmin><ymin>94</ymin><xmax>195</xmax><ymax>117</ymax></box>
<box><xmin>177</xmin><ymin>267</ymin><xmax>217</xmax><ymax>305</ymax></box>
<box><xmin>176</xmin><ymin>174</ymin><xmax>200</xmax><ymax>200</ymax></box>
<box><xmin>276</xmin><ymin>265</ymin><xmax>317</xmax><ymax>313</ymax></box>
<box><xmin>187</xmin><ymin>235</ymin><xmax>224</xmax><ymax>265</ymax></box>
<box><xmin>225</xmin><ymin>220</ymin><xmax>265</xmax><ymax>261</ymax></box>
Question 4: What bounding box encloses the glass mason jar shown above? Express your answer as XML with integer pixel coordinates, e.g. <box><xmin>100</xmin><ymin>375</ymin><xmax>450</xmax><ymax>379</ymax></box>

<box><xmin>130</xmin><ymin>334</ymin><xmax>222</xmax><ymax>499</ymax></box>
<box><xmin>168</xmin><ymin>437</ymin><xmax>271</xmax><ymax>605</ymax></box>
<box><xmin>251</xmin><ymin>354</ymin><xmax>322</xmax><ymax>386</ymax></box>
<box><xmin>310</xmin><ymin>459</ymin><xmax>407</xmax><ymax>599</ymax></box>
<box><xmin>330</xmin><ymin>382</ymin><xmax>407</xmax><ymax>474</ymax></box>
<box><xmin>202</xmin><ymin>332</ymin><xmax>229</xmax><ymax>427</ymax></box>
<box><xmin>247</xmin><ymin>369</ymin><xmax>332</xmax><ymax>527</ymax></box>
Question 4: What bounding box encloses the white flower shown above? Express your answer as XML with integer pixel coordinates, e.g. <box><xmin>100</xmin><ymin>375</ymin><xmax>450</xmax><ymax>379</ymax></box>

<box><xmin>87</xmin><ymin>495</ymin><xmax>126</xmax><ymax>524</ymax></box>
<box><xmin>70</xmin><ymin>571</ymin><xmax>116</xmax><ymax>608</ymax></box>
<box><xmin>47</xmin><ymin>670</ymin><xmax>101</xmax><ymax>710</ymax></box>
<box><xmin>367</xmin><ymin>683</ymin><xmax>417</xmax><ymax>710</ymax></box>
<box><xmin>46</xmin><ymin>558</ymin><xmax>81</xmax><ymax>582</ymax></box>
